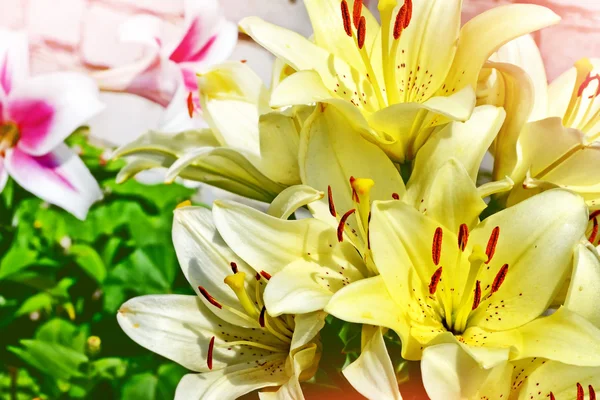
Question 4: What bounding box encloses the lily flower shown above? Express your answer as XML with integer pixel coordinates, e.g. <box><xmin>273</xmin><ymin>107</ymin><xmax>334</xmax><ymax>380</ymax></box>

<box><xmin>117</xmin><ymin>204</ymin><xmax>329</xmax><ymax>399</ymax></box>
<box><xmin>113</xmin><ymin>62</ymin><xmax>313</xmax><ymax>203</ymax></box>
<box><xmin>421</xmin><ymin>241</ymin><xmax>600</xmax><ymax>400</ymax></box>
<box><xmin>240</xmin><ymin>0</ymin><xmax>559</xmax><ymax>162</ymax></box>
<box><xmin>0</xmin><ymin>30</ymin><xmax>103</xmax><ymax>219</ymax></box>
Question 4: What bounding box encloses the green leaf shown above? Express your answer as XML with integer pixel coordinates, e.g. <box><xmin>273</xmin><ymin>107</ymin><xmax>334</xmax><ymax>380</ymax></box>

<box><xmin>15</xmin><ymin>292</ymin><xmax>53</xmax><ymax>317</ymax></box>
<box><xmin>156</xmin><ymin>363</ymin><xmax>187</xmax><ymax>400</ymax></box>
<box><xmin>0</xmin><ymin>368</ymin><xmax>44</xmax><ymax>400</ymax></box>
<box><xmin>121</xmin><ymin>373</ymin><xmax>158</xmax><ymax>400</ymax></box>
<box><xmin>89</xmin><ymin>358</ymin><xmax>127</xmax><ymax>381</ymax></box>
<box><xmin>0</xmin><ymin>245</ymin><xmax>38</xmax><ymax>280</ymax></box>
<box><xmin>69</xmin><ymin>244</ymin><xmax>107</xmax><ymax>283</ymax></box>
<box><xmin>9</xmin><ymin>340</ymin><xmax>89</xmax><ymax>381</ymax></box>
<box><xmin>35</xmin><ymin>319</ymin><xmax>88</xmax><ymax>353</ymax></box>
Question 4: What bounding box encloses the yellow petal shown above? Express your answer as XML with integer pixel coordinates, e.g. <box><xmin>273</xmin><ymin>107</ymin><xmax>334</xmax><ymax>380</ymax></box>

<box><xmin>565</xmin><ymin>242</ymin><xmax>600</xmax><ymax>328</ymax></box>
<box><xmin>267</xmin><ymin>185</ymin><xmax>324</xmax><ymax>220</ymax></box>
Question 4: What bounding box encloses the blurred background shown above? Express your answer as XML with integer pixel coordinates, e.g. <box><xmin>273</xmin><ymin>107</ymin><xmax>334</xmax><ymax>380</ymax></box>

<box><xmin>0</xmin><ymin>1</ymin><xmax>597</xmax><ymax>399</ymax></box>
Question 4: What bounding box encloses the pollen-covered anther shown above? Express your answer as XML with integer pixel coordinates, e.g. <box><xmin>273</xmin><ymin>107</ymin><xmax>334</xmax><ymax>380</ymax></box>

<box><xmin>260</xmin><ymin>270</ymin><xmax>272</xmax><ymax>280</ymax></box>
<box><xmin>472</xmin><ymin>280</ymin><xmax>482</xmax><ymax>310</ymax></box>
<box><xmin>337</xmin><ymin>209</ymin><xmax>356</xmax><ymax>242</ymax></box>
<box><xmin>590</xmin><ymin>385</ymin><xmax>596</xmax><ymax>400</ymax></box>
<box><xmin>207</xmin><ymin>336</ymin><xmax>215</xmax><ymax>370</ymax></box>
<box><xmin>458</xmin><ymin>223</ymin><xmax>469</xmax><ymax>251</ymax></box>
<box><xmin>230</xmin><ymin>262</ymin><xmax>238</xmax><ymax>274</ymax></box>
<box><xmin>403</xmin><ymin>0</ymin><xmax>413</xmax><ymax>29</ymax></box>
<box><xmin>352</xmin><ymin>0</ymin><xmax>363</xmax><ymax>28</ymax></box>
<box><xmin>589</xmin><ymin>217</ymin><xmax>599</xmax><ymax>244</ymax></box>
<box><xmin>578</xmin><ymin>73</ymin><xmax>600</xmax><ymax>98</ymax></box>
<box><xmin>429</xmin><ymin>266</ymin><xmax>442</xmax><ymax>295</ymax></box>
<box><xmin>328</xmin><ymin>185</ymin><xmax>337</xmax><ymax>217</ymax></box>
<box><xmin>187</xmin><ymin>92</ymin><xmax>194</xmax><ymax>118</ymax></box>
<box><xmin>393</xmin><ymin>3</ymin><xmax>407</xmax><ymax>39</ymax></box>
<box><xmin>392</xmin><ymin>193</ymin><xmax>400</xmax><ymax>200</ymax></box>
<box><xmin>485</xmin><ymin>226</ymin><xmax>500</xmax><ymax>264</ymax></box>
<box><xmin>549</xmin><ymin>393</ymin><xmax>555</xmax><ymax>400</ymax></box>
<box><xmin>340</xmin><ymin>0</ymin><xmax>352</xmax><ymax>37</ymax></box>
<box><xmin>491</xmin><ymin>264</ymin><xmax>508</xmax><ymax>294</ymax></box>
<box><xmin>432</xmin><ymin>227</ymin><xmax>443</xmax><ymax>266</ymax></box>
<box><xmin>198</xmin><ymin>286</ymin><xmax>223</xmax><ymax>309</ymax></box>
<box><xmin>357</xmin><ymin>16</ymin><xmax>366</xmax><ymax>49</ymax></box>
<box><xmin>259</xmin><ymin>306</ymin><xmax>266</xmax><ymax>327</ymax></box>
<box><xmin>577</xmin><ymin>383</ymin><xmax>585</xmax><ymax>400</ymax></box>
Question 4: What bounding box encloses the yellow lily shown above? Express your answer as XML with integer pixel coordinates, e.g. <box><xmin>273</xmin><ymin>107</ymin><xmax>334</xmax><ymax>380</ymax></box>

<box><xmin>240</xmin><ymin>0</ymin><xmax>559</xmax><ymax>162</ymax></box>
<box><xmin>113</xmin><ymin>61</ymin><xmax>312</xmax><ymax>202</ymax></box>
<box><xmin>118</xmin><ymin>205</ymin><xmax>328</xmax><ymax>399</ymax></box>
<box><xmin>421</xmin><ymin>241</ymin><xmax>600</xmax><ymax>400</ymax></box>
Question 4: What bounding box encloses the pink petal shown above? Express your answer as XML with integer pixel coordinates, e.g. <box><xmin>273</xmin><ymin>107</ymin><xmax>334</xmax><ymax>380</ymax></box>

<box><xmin>7</xmin><ymin>72</ymin><xmax>104</xmax><ymax>156</ymax></box>
<box><xmin>4</xmin><ymin>145</ymin><xmax>102</xmax><ymax>220</ymax></box>
<box><xmin>0</xmin><ymin>157</ymin><xmax>8</xmax><ymax>192</ymax></box>
<box><xmin>181</xmin><ymin>67</ymin><xmax>198</xmax><ymax>92</ymax></box>
<box><xmin>169</xmin><ymin>18</ymin><xmax>217</xmax><ymax>63</ymax></box>
<box><xmin>0</xmin><ymin>30</ymin><xmax>29</xmax><ymax>94</ymax></box>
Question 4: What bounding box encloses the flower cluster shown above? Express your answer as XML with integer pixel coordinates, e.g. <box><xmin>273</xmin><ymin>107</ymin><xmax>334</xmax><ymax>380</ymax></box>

<box><xmin>113</xmin><ymin>0</ymin><xmax>600</xmax><ymax>399</ymax></box>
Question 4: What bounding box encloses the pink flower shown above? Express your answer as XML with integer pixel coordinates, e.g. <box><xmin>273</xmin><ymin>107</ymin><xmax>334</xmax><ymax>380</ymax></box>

<box><xmin>463</xmin><ymin>0</ymin><xmax>600</xmax><ymax>81</ymax></box>
<box><xmin>0</xmin><ymin>30</ymin><xmax>103</xmax><ymax>219</ymax></box>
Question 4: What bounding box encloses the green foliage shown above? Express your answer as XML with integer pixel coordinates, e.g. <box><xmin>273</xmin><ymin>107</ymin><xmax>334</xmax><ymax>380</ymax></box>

<box><xmin>0</xmin><ymin>131</ymin><xmax>197</xmax><ymax>399</ymax></box>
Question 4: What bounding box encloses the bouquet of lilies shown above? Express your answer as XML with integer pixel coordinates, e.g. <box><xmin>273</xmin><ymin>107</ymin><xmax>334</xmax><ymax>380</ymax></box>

<box><xmin>2</xmin><ymin>0</ymin><xmax>600</xmax><ymax>399</ymax></box>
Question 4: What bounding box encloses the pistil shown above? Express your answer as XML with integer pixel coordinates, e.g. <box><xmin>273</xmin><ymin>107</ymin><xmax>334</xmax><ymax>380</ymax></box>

<box><xmin>224</xmin><ymin>271</ymin><xmax>260</xmax><ymax>319</ymax></box>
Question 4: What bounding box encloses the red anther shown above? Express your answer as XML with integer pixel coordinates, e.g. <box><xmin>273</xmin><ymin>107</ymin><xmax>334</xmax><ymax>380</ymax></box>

<box><xmin>590</xmin><ymin>210</ymin><xmax>600</xmax><ymax>220</ymax></box>
<box><xmin>590</xmin><ymin>385</ymin><xmax>596</xmax><ymax>400</ymax></box>
<box><xmin>491</xmin><ymin>264</ymin><xmax>508</xmax><ymax>294</ymax></box>
<box><xmin>198</xmin><ymin>286</ymin><xmax>222</xmax><ymax>309</ymax></box>
<box><xmin>393</xmin><ymin>4</ymin><xmax>407</xmax><ymax>40</ymax></box>
<box><xmin>259</xmin><ymin>306</ymin><xmax>266</xmax><ymax>327</ymax></box>
<box><xmin>337</xmin><ymin>209</ymin><xmax>356</xmax><ymax>242</ymax></box>
<box><xmin>230</xmin><ymin>262</ymin><xmax>238</xmax><ymax>274</ymax></box>
<box><xmin>328</xmin><ymin>185</ymin><xmax>337</xmax><ymax>217</ymax></box>
<box><xmin>458</xmin><ymin>223</ymin><xmax>469</xmax><ymax>251</ymax></box>
<box><xmin>255</xmin><ymin>272</ymin><xmax>261</xmax><ymax>280</ymax></box>
<box><xmin>577</xmin><ymin>383</ymin><xmax>585</xmax><ymax>400</ymax></box>
<box><xmin>403</xmin><ymin>0</ymin><xmax>413</xmax><ymax>29</ymax></box>
<box><xmin>350</xmin><ymin>177</ymin><xmax>359</xmax><ymax>203</ymax></box>
<box><xmin>341</xmin><ymin>0</ymin><xmax>352</xmax><ymax>37</ymax></box>
<box><xmin>260</xmin><ymin>270</ymin><xmax>272</xmax><ymax>280</ymax></box>
<box><xmin>432</xmin><ymin>227</ymin><xmax>443</xmax><ymax>266</ymax></box>
<box><xmin>578</xmin><ymin>73</ymin><xmax>600</xmax><ymax>98</ymax></box>
<box><xmin>550</xmin><ymin>393</ymin><xmax>555</xmax><ymax>400</ymax></box>
<box><xmin>392</xmin><ymin>193</ymin><xmax>400</xmax><ymax>200</ymax></box>
<box><xmin>589</xmin><ymin>217</ymin><xmax>599</xmax><ymax>244</ymax></box>
<box><xmin>357</xmin><ymin>16</ymin><xmax>366</xmax><ymax>49</ymax></box>
<box><xmin>207</xmin><ymin>336</ymin><xmax>215</xmax><ymax>370</ymax></box>
<box><xmin>187</xmin><ymin>92</ymin><xmax>194</xmax><ymax>118</ymax></box>
<box><xmin>472</xmin><ymin>280</ymin><xmax>482</xmax><ymax>310</ymax></box>
<box><xmin>353</xmin><ymin>0</ymin><xmax>363</xmax><ymax>28</ymax></box>
<box><xmin>485</xmin><ymin>227</ymin><xmax>500</xmax><ymax>264</ymax></box>
<box><xmin>429</xmin><ymin>267</ymin><xmax>443</xmax><ymax>295</ymax></box>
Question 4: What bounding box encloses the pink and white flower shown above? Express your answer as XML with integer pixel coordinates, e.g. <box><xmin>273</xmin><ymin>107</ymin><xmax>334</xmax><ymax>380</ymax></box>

<box><xmin>0</xmin><ymin>30</ymin><xmax>104</xmax><ymax>220</ymax></box>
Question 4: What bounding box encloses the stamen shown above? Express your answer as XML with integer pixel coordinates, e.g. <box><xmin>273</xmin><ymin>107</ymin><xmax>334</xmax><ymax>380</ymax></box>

<box><xmin>207</xmin><ymin>336</ymin><xmax>215</xmax><ymax>370</ymax></box>
<box><xmin>255</xmin><ymin>272</ymin><xmax>261</xmax><ymax>280</ymax></box>
<box><xmin>403</xmin><ymin>0</ymin><xmax>413</xmax><ymax>28</ymax></box>
<box><xmin>485</xmin><ymin>227</ymin><xmax>500</xmax><ymax>264</ymax></box>
<box><xmin>432</xmin><ymin>227</ymin><xmax>443</xmax><ymax>266</ymax></box>
<box><xmin>590</xmin><ymin>217</ymin><xmax>599</xmax><ymax>244</ymax></box>
<box><xmin>491</xmin><ymin>264</ymin><xmax>508</xmax><ymax>294</ymax></box>
<box><xmin>393</xmin><ymin>4</ymin><xmax>407</xmax><ymax>40</ymax></box>
<box><xmin>591</xmin><ymin>210</ymin><xmax>600</xmax><ymax>220</ymax></box>
<box><xmin>341</xmin><ymin>0</ymin><xmax>352</xmax><ymax>37</ymax></box>
<box><xmin>550</xmin><ymin>393</ymin><xmax>555</xmax><ymax>400</ymax></box>
<box><xmin>590</xmin><ymin>385</ymin><xmax>597</xmax><ymax>400</ymax></box>
<box><xmin>578</xmin><ymin>73</ymin><xmax>600</xmax><ymax>97</ymax></box>
<box><xmin>187</xmin><ymin>92</ymin><xmax>194</xmax><ymax>118</ymax></box>
<box><xmin>259</xmin><ymin>306</ymin><xmax>266</xmax><ymax>327</ymax></box>
<box><xmin>260</xmin><ymin>270</ymin><xmax>272</xmax><ymax>280</ymax></box>
<box><xmin>472</xmin><ymin>280</ymin><xmax>481</xmax><ymax>310</ymax></box>
<box><xmin>458</xmin><ymin>223</ymin><xmax>469</xmax><ymax>251</ymax></box>
<box><xmin>328</xmin><ymin>185</ymin><xmax>337</xmax><ymax>217</ymax></box>
<box><xmin>353</xmin><ymin>0</ymin><xmax>363</xmax><ymax>28</ymax></box>
<box><xmin>392</xmin><ymin>193</ymin><xmax>400</xmax><ymax>200</ymax></box>
<box><xmin>577</xmin><ymin>383</ymin><xmax>584</xmax><ymax>400</ymax></box>
<box><xmin>350</xmin><ymin>177</ymin><xmax>359</xmax><ymax>202</ymax></box>
<box><xmin>230</xmin><ymin>262</ymin><xmax>238</xmax><ymax>274</ymax></box>
<box><xmin>429</xmin><ymin>267</ymin><xmax>443</xmax><ymax>295</ymax></box>
<box><xmin>337</xmin><ymin>209</ymin><xmax>356</xmax><ymax>242</ymax></box>
<box><xmin>357</xmin><ymin>16</ymin><xmax>366</xmax><ymax>49</ymax></box>
<box><xmin>198</xmin><ymin>286</ymin><xmax>222</xmax><ymax>309</ymax></box>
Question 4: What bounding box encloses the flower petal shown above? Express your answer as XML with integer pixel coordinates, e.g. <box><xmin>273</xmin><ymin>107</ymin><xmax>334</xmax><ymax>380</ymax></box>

<box><xmin>565</xmin><ymin>242</ymin><xmax>600</xmax><ymax>328</ymax></box>
<box><xmin>8</xmin><ymin>72</ymin><xmax>104</xmax><ymax>156</ymax></box>
<box><xmin>421</xmin><ymin>343</ymin><xmax>511</xmax><ymax>400</ymax></box>
<box><xmin>467</xmin><ymin>189</ymin><xmax>588</xmax><ymax>331</ymax></box>
<box><xmin>0</xmin><ymin>157</ymin><xmax>8</xmax><ymax>192</ymax></box>
<box><xmin>267</xmin><ymin>185</ymin><xmax>324</xmax><ymax>220</ymax></box>
<box><xmin>172</xmin><ymin>206</ymin><xmax>261</xmax><ymax>328</ymax></box>
<box><xmin>258</xmin><ymin>345</ymin><xmax>318</xmax><ymax>400</ymax></box>
<box><xmin>290</xmin><ymin>312</ymin><xmax>327</xmax><ymax>352</ymax></box>
<box><xmin>343</xmin><ymin>326</ymin><xmax>402</xmax><ymax>400</ymax></box>
<box><xmin>0</xmin><ymin>29</ymin><xmax>29</xmax><ymax>94</ymax></box>
<box><xmin>442</xmin><ymin>4</ymin><xmax>560</xmax><ymax>95</ymax></box>
<box><xmin>269</xmin><ymin>71</ymin><xmax>332</xmax><ymax>109</ymax></box>
<box><xmin>118</xmin><ymin>295</ymin><xmax>287</xmax><ymax>373</ymax></box>
<box><xmin>4</xmin><ymin>145</ymin><xmax>102</xmax><ymax>220</ymax></box>
<box><xmin>175</xmin><ymin>360</ymin><xmax>288</xmax><ymax>400</ymax></box>
<box><xmin>212</xmin><ymin>200</ymin><xmax>366</xmax><ymax>278</ymax></box>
